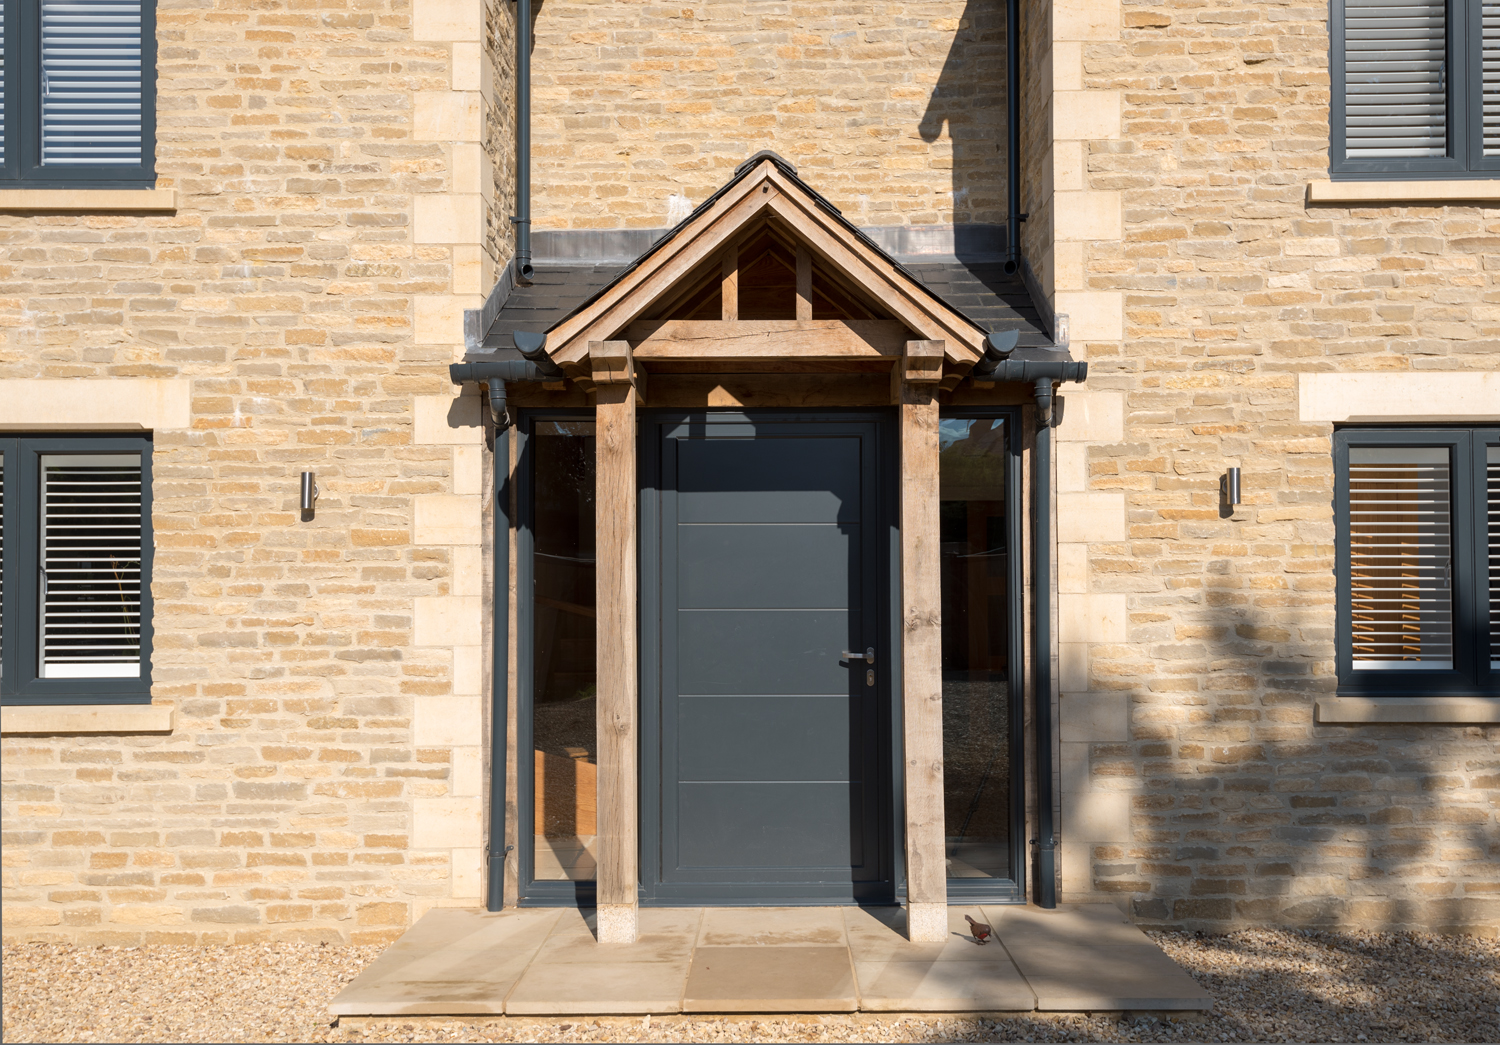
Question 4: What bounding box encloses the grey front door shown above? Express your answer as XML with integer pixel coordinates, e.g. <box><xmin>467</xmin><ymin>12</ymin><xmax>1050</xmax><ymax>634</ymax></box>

<box><xmin>641</xmin><ymin>413</ymin><xmax>893</xmax><ymax>905</ymax></box>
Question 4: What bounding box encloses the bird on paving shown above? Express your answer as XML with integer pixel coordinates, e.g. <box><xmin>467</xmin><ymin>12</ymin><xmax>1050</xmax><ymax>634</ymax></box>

<box><xmin>965</xmin><ymin>914</ymin><xmax>991</xmax><ymax>944</ymax></box>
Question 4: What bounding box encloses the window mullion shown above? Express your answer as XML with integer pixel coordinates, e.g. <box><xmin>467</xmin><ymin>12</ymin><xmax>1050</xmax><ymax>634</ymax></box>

<box><xmin>1476</xmin><ymin>430</ymin><xmax>1500</xmax><ymax>683</ymax></box>
<box><xmin>13</xmin><ymin>0</ymin><xmax>41</xmax><ymax>182</ymax></box>
<box><xmin>1449</xmin><ymin>433</ymin><xmax>1480</xmax><ymax>686</ymax></box>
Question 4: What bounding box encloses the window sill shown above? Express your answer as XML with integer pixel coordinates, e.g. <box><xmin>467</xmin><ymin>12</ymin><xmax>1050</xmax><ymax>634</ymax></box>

<box><xmin>0</xmin><ymin>704</ymin><xmax>174</xmax><ymax>735</ymax></box>
<box><xmin>1315</xmin><ymin>697</ymin><xmax>1499</xmax><ymax>725</ymax></box>
<box><xmin>0</xmin><ymin>188</ymin><xmax>178</xmax><ymax>214</ymax></box>
<box><xmin>1307</xmin><ymin>180</ymin><xmax>1500</xmax><ymax>205</ymax></box>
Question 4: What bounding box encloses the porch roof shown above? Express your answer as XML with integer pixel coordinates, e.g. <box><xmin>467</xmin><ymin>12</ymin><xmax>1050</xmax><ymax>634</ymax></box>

<box><xmin>474</xmin><ymin>152</ymin><xmax>1060</xmax><ymax>367</ymax></box>
<box><xmin>476</xmin><ymin>257</ymin><xmax>1056</xmax><ymax>359</ymax></box>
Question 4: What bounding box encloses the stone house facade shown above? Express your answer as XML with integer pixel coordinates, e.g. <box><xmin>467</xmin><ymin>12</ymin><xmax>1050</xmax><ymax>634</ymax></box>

<box><xmin>1</xmin><ymin>0</ymin><xmax>1495</xmax><ymax>947</ymax></box>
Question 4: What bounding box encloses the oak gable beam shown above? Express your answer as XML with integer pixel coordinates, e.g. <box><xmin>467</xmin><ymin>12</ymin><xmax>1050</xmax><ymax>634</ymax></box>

<box><xmin>628</xmin><ymin>319</ymin><xmax>908</xmax><ymax>362</ymax></box>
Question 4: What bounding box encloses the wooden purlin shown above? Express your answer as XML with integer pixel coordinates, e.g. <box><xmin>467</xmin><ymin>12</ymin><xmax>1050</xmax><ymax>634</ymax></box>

<box><xmin>544</xmin><ymin>160</ymin><xmax>987</xmax><ymax>368</ymax></box>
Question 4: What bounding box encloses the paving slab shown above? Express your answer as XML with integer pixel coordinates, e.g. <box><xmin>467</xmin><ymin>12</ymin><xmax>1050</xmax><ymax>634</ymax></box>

<box><xmin>683</xmin><ymin>945</ymin><xmax>858</xmax><ymax>1013</ymax></box>
<box><xmin>326</xmin><ymin>903</ymin><xmax>1208</xmax><ymax>1018</ymax></box>
<box><xmin>328</xmin><ymin>908</ymin><xmax>562</xmax><ymax>1016</ymax></box>
<box><xmin>505</xmin><ymin>958</ymin><xmax>692</xmax><ymax>1015</ymax></box>
<box><xmin>844</xmin><ymin>905</ymin><xmax>1006</xmax><ymax>962</ymax></box>
<box><xmin>986</xmin><ymin>905</ymin><xmax>1212</xmax><ymax>1012</ymax></box>
<box><xmin>697</xmin><ymin>906</ymin><xmax>847</xmax><ymax>947</ymax></box>
<box><xmin>549</xmin><ymin>906</ymin><xmax>703</xmax><ymax>939</ymax></box>
<box><xmin>985</xmin><ymin>902</ymin><xmax>1148</xmax><ymax>947</ymax></box>
<box><xmin>854</xmin><ymin>959</ymin><xmax>1036</xmax><ymax>1012</ymax></box>
<box><xmin>532</xmin><ymin>929</ymin><xmax>696</xmax><ymax>965</ymax></box>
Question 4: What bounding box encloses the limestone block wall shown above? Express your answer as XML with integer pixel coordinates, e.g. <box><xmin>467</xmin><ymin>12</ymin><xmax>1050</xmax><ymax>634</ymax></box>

<box><xmin>1052</xmin><ymin>0</ymin><xmax>1500</xmax><ymax>931</ymax></box>
<box><xmin>0</xmin><ymin>0</ymin><xmax>503</xmax><ymax>944</ymax></box>
<box><xmin>527</xmin><ymin>0</ymin><xmax>1010</xmax><ymax>230</ymax></box>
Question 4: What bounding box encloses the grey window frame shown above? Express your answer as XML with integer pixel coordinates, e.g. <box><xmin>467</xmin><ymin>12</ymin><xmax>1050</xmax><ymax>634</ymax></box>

<box><xmin>1329</xmin><ymin>0</ymin><xmax>1500</xmax><ymax>179</ymax></box>
<box><xmin>0</xmin><ymin>433</ymin><xmax>155</xmax><ymax>706</ymax></box>
<box><xmin>0</xmin><ymin>0</ymin><xmax>159</xmax><ymax>187</ymax></box>
<box><xmin>1333</xmin><ymin>426</ymin><xmax>1498</xmax><ymax>698</ymax></box>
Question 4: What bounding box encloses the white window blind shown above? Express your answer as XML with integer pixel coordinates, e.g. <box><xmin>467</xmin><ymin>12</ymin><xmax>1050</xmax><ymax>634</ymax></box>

<box><xmin>41</xmin><ymin>0</ymin><xmax>145</xmax><ymax>166</ymax></box>
<box><xmin>1489</xmin><ymin>445</ymin><xmax>1499</xmax><ymax>669</ymax></box>
<box><xmin>1485</xmin><ymin>1</ymin><xmax>1500</xmax><ymax>155</ymax></box>
<box><xmin>39</xmin><ymin>454</ymin><xmax>143</xmax><ymax>678</ymax></box>
<box><xmin>1344</xmin><ymin>0</ymin><xmax>1448</xmax><ymax>158</ymax></box>
<box><xmin>1348</xmin><ymin>446</ymin><xmax>1454</xmax><ymax>669</ymax></box>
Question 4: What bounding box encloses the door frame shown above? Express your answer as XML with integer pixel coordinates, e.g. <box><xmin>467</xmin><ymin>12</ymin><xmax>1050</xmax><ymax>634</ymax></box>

<box><xmin>638</xmin><ymin>409</ymin><xmax>903</xmax><ymax>906</ymax></box>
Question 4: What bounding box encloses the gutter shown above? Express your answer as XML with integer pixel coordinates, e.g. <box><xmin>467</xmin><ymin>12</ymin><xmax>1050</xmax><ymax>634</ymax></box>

<box><xmin>973</xmin><ymin>330</ymin><xmax>1086</xmax><ymax>909</ymax></box>
<box><xmin>448</xmin><ymin>333</ymin><xmax>563</xmax><ymax>909</ymax></box>
<box><xmin>449</xmin><ymin>333</ymin><xmax>565</xmax><ymax>432</ymax></box>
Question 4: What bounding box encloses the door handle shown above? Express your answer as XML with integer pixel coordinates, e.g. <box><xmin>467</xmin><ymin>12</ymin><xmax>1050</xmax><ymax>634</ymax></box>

<box><xmin>841</xmin><ymin>647</ymin><xmax>875</xmax><ymax>664</ymax></box>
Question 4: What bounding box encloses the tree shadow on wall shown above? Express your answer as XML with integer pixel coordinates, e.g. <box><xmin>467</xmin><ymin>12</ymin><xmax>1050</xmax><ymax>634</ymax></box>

<box><xmin>1096</xmin><ymin>499</ymin><xmax>1499</xmax><ymax>939</ymax></box>
<box><xmin>917</xmin><ymin>0</ymin><xmax>1008</xmax><ymax>250</ymax></box>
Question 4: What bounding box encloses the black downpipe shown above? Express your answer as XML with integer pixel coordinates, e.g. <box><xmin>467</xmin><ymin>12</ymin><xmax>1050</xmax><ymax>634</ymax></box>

<box><xmin>512</xmin><ymin>0</ymin><xmax>534</xmax><ymax>281</ymax></box>
<box><xmin>1004</xmin><ymin>0</ymin><xmax>1021</xmax><ymax>274</ymax></box>
<box><xmin>1030</xmin><ymin>377</ymin><xmax>1058</xmax><ymax>908</ymax></box>
<box><xmin>487</xmin><ymin>423</ymin><xmax>511</xmax><ymax>911</ymax></box>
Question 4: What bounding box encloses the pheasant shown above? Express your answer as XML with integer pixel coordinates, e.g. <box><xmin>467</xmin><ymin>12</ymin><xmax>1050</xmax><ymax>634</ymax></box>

<box><xmin>964</xmin><ymin>914</ymin><xmax>992</xmax><ymax>944</ymax></box>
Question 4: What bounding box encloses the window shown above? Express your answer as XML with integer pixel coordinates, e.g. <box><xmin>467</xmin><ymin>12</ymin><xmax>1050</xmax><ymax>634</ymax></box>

<box><xmin>516</xmin><ymin>413</ymin><xmax>597</xmax><ymax>902</ymax></box>
<box><xmin>1334</xmin><ymin>427</ymin><xmax>1498</xmax><ymax>697</ymax></box>
<box><xmin>0</xmin><ymin>435</ymin><xmax>154</xmax><ymax>705</ymax></box>
<box><xmin>939</xmin><ymin>410</ymin><xmax>1024</xmax><ymax>901</ymax></box>
<box><xmin>0</xmin><ymin>0</ymin><xmax>157</xmax><ymax>187</ymax></box>
<box><xmin>1330</xmin><ymin>0</ymin><xmax>1499</xmax><ymax>178</ymax></box>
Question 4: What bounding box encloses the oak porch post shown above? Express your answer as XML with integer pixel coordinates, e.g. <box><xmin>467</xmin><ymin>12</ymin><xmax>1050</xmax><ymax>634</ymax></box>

<box><xmin>591</xmin><ymin>339</ymin><xmax>640</xmax><ymax>944</ymax></box>
<box><xmin>899</xmin><ymin>339</ymin><xmax>948</xmax><ymax>942</ymax></box>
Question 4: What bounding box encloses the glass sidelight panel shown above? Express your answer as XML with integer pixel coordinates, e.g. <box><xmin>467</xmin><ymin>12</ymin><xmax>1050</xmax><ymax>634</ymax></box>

<box><xmin>531</xmin><ymin>421</ymin><xmax>598</xmax><ymax>881</ymax></box>
<box><xmin>938</xmin><ymin>417</ymin><xmax>1013</xmax><ymax>882</ymax></box>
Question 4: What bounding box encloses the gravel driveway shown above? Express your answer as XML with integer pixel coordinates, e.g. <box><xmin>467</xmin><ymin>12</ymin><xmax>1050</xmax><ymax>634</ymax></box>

<box><xmin>3</xmin><ymin>929</ymin><xmax>1496</xmax><ymax>1043</ymax></box>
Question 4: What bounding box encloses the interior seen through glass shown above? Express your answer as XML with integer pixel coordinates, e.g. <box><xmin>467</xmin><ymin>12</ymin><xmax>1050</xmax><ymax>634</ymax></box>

<box><xmin>531</xmin><ymin>421</ymin><xmax>598</xmax><ymax>881</ymax></box>
<box><xmin>938</xmin><ymin>417</ymin><xmax>1012</xmax><ymax>881</ymax></box>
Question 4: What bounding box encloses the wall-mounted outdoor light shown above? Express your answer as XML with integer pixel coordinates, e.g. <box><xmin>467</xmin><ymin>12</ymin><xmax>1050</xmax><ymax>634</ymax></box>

<box><xmin>1221</xmin><ymin>467</ymin><xmax>1242</xmax><ymax>508</ymax></box>
<box><xmin>300</xmin><ymin>471</ymin><xmax>319</xmax><ymax>516</ymax></box>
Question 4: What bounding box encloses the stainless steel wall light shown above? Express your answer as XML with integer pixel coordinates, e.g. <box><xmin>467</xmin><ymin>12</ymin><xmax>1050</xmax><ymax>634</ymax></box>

<box><xmin>1221</xmin><ymin>467</ymin><xmax>1241</xmax><ymax>508</ymax></box>
<box><xmin>300</xmin><ymin>471</ymin><xmax>319</xmax><ymax>514</ymax></box>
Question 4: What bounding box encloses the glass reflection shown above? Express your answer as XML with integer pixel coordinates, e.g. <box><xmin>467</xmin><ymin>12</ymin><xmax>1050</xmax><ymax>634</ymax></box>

<box><xmin>938</xmin><ymin>417</ymin><xmax>1012</xmax><ymax>881</ymax></box>
<box><xmin>531</xmin><ymin>421</ymin><xmax>597</xmax><ymax>881</ymax></box>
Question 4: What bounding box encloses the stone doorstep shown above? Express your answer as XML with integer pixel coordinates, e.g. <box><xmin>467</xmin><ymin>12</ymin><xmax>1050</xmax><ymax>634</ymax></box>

<box><xmin>328</xmin><ymin>904</ymin><xmax>1214</xmax><ymax>1018</ymax></box>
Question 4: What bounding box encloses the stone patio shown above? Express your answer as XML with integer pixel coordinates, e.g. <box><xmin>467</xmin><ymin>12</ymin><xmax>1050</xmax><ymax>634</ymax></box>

<box><xmin>329</xmin><ymin>904</ymin><xmax>1212</xmax><ymax>1017</ymax></box>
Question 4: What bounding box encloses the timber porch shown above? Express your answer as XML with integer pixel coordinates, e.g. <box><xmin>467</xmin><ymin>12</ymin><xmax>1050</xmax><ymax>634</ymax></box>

<box><xmin>329</xmin><ymin>904</ymin><xmax>1211</xmax><ymax>1017</ymax></box>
